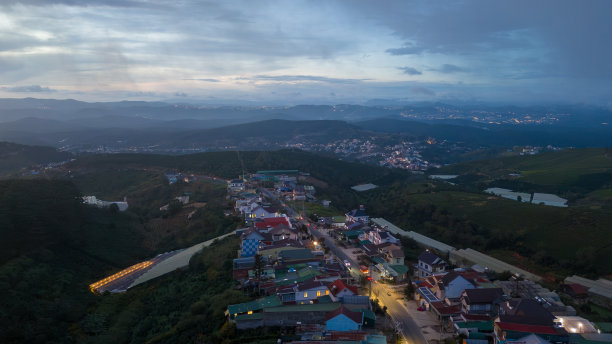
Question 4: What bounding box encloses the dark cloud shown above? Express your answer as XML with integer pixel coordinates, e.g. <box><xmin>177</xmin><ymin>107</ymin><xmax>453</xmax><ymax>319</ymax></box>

<box><xmin>7</xmin><ymin>85</ymin><xmax>56</xmax><ymax>92</ymax></box>
<box><xmin>398</xmin><ymin>66</ymin><xmax>422</xmax><ymax>75</ymax></box>
<box><xmin>438</xmin><ymin>64</ymin><xmax>465</xmax><ymax>74</ymax></box>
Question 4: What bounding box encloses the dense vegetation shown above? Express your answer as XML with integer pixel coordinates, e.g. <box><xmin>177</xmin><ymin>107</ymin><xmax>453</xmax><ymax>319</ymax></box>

<box><xmin>0</xmin><ymin>175</ymin><xmax>242</xmax><ymax>343</ymax></box>
<box><xmin>0</xmin><ymin>141</ymin><xmax>72</xmax><ymax>176</ymax></box>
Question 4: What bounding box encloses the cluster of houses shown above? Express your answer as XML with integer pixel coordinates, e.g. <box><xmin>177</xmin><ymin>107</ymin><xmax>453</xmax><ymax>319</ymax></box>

<box><xmin>226</xmin><ymin>185</ymin><xmax>385</xmax><ymax>341</ymax></box>
<box><xmin>319</xmin><ymin>206</ymin><xmax>409</xmax><ymax>284</ymax></box>
<box><xmin>413</xmin><ymin>251</ymin><xmax>612</xmax><ymax>344</ymax></box>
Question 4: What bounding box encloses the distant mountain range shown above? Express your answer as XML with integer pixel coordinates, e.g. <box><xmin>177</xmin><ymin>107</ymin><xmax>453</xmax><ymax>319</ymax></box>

<box><xmin>1</xmin><ymin>98</ymin><xmax>611</xmax><ymax>151</ymax></box>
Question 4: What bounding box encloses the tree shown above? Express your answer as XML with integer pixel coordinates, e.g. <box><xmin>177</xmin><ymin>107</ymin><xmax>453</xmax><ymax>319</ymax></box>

<box><xmin>168</xmin><ymin>199</ymin><xmax>183</xmax><ymax>216</ymax></box>
<box><xmin>253</xmin><ymin>254</ymin><xmax>264</xmax><ymax>280</ymax></box>
<box><xmin>109</xmin><ymin>203</ymin><xmax>120</xmax><ymax>214</ymax></box>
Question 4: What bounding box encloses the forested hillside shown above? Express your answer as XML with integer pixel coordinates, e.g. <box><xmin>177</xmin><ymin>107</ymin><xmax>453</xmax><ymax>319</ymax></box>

<box><xmin>0</xmin><ymin>141</ymin><xmax>72</xmax><ymax>175</ymax></box>
<box><xmin>0</xmin><ymin>176</ymin><xmax>243</xmax><ymax>343</ymax></box>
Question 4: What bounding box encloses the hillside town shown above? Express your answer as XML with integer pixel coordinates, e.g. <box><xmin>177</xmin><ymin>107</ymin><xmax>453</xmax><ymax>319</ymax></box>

<box><xmin>222</xmin><ymin>170</ymin><xmax>612</xmax><ymax>344</ymax></box>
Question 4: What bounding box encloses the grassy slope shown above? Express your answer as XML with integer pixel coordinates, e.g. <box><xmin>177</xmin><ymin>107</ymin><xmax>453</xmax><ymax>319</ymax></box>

<box><xmin>436</xmin><ymin>148</ymin><xmax>612</xmax><ymax>186</ymax></box>
<box><xmin>408</xmin><ymin>191</ymin><xmax>612</xmax><ymax>261</ymax></box>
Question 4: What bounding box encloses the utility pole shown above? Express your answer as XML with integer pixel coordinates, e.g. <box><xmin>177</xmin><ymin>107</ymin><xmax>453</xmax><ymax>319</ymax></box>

<box><xmin>369</xmin><ymin>264</ymin><xmax>373</xmax><ymax>299</ymax></box>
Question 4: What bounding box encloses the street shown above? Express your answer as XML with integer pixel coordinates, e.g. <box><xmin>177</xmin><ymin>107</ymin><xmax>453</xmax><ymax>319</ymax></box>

<box><xmin>261</xmin><ymin>188</ymin><xmax>428</xmax><ymax>344</ymax></box>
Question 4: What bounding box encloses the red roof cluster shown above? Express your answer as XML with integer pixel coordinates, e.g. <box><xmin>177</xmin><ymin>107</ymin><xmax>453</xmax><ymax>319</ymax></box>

<box><xmin>496</xmin><ymin>322</ymin><xmax>560</xmax><ymax>335</ymax></box>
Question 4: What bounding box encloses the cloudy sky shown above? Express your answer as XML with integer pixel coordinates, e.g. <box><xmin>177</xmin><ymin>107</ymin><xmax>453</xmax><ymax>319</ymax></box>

<box><xmin>0</xmin><ymin>0</ymin><xmax>610</xmax><ymax>105</ymax></box>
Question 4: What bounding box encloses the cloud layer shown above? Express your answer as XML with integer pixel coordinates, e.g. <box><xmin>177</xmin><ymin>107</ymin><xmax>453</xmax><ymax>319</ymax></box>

<box><xmin>0</xmin><ymin>0</ymin><xmax>610</xmax><ymax>105</ymax></box>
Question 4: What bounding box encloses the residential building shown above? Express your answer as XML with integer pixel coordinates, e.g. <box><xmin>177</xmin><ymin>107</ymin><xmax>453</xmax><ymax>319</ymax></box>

<box><xmin>417</xmin><ymin>250</ymin><xmax>448</xmax><ymax>278</ymax></box>
<box><xmin>494</xmin><ymin>299</ymin><xmax>569</xmax><ymax>344</ymax></box>
<box><xmin>461</xmin><ymin>288</ymin><xmax>505</xmax><ymax>318</ymax></box>
<box><xmin>346</xmin><ymin>206</ymin><xmax>369</xmax><ymax>223</ymax></box>
<box><xmin>295</xmin><ymin>280</ymin><xmax>332</xmax><ymax>304</ymax></box>
<box><xmin>228</xmin><ymin>179</ymin><xmax>245</xmax><ymax>192</ymax></box>
<box><xmin>325</xmin><ymin>306</ymin><xmax>364</xmax><ymax>331</ymax></box>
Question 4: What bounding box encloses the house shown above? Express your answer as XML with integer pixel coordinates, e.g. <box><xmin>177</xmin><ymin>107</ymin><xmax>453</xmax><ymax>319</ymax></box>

<box><xmin>417</xmin><ymin>250</ymin><xmax>448</xmax><ymax>278</ymax></box>
<box><xmin>293</xmin><ymin>185</ymin><xmax>306</xmax><ymax>201</ymax></box>
<box><xmin>304</xmin><ymin>185</ymin><xmax>315</xmax><ymax>195</ymax></box>
<box><xmin>228</xmin><ymin>179</ymin><xmax>245</xmax><ymax>192</ymax></box>
<box><xmin>461</xmin><ymin>288</ymin><xmax>505</xmax><ymax>318</ymax></box>
<box><xmin>332</xmin><ymin>216</ymin><xmax>346</xmax><ymax>228</ymax></box>
<box><xmin>494</xmin><ymin>299</ymin><xmax>569</xmax><ymax>344</ymax></box>
<box><xmin>346</xmin><ymin>206</ymin><xmax>369</xmax><ymax>223</ymax></box>
<box><xmin>258</xmin><ymin>240</ymin><xmax>303</xmax><ymax>261</ymax></box>
<box><xmin>329</xmin><ymin>279</ymin><xmax>359</xmax><ymax>299</ymax></box>
<box><xmin>268</xmin><ymin>224</ymin><xmax>298</xmax><ymax>241</ymax></box>
<box><xmin>436</xmin><ymin>271</ymin><xmax>477</xmax><ymax>301</ymax></box>
<box><xmin>247</xmin><ymin>205</ymin><xmax>280</xmax><ymax>220</ymax></box>
<box><xmin>240</xmin><ymin>229</ymin><xmax>266</xmax><ymax>257</ymax></box>
<box><xmin>325</xmin><ymin>305</ymin><xmax>364</xmax><ymax>331</ymax></box>
<box><xmin>368</xmin><ymin>229</ymin><xmax>399</xmax><ymax>246</ymax></box>
<box><xmin>278</xmin><ymin>248</ymin><xmax>319</xmax><ymax>264</ymax></box>
<box><xmin>227</xmin><ymin>295</ymin><xmax>282</xmax><ymax>319</ymax></box>
<box><xmin>295</xmin><ymin>280</ymin><xmax>332</xmax><ymax>304</ymax></box>
<box><xmin>254</xmin><ymin>216</ymin><xmax>292</xmax><ymax>229</ymax></box>
<box><xmin>382</xmin><ymin>245</ymin><xmax>405</xmax><ymax>265</ymax></box>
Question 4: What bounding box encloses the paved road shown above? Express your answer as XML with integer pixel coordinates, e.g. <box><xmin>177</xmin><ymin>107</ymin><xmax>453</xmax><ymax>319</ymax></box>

<box><xmin>262</xmin><ymin>188</ymin><xmax>427</xmax><ymax>344</ymax></box>
<box><xmin>375</xmin><ymin>283</ymin><xmax>428</xmax><ymax>344</ymax></box>
<box><xmin>129</xmin><ymin>230</ymin><xmax>237</xmax><ymax>289</ymax></box>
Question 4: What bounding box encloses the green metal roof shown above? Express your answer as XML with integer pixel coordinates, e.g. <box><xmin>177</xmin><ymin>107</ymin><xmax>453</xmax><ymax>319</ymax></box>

<box><xmin>360</xmin><ymin>240</ymin><xmax>373</xmax><ymax>245</ymax></box>
<box><xmin>274</xmin><ymin>265</ymin><xmax>322</xmax><ymax>285</ymax></box>
<box><xmin>279</xmin><ymin>248</ymin><xmax>315</xmax><ymax>261</ymax></box>
<box><xmin>343</xmin><ymin>230</ymin><xmax>362</xmax><ymax>238</ymax></box>
<box><xmin>317</xmin><ymin>295</ymin><xmax>334</xmax><ymax>303</ymax></box>
<box><xmin>455</xmin><ymin>321</ymin><xmax>494</xmax><ymax>331</ymax></box>
<box><xmin>372</xmin><ymin>257</ymin><xmax>386</xmax><ymax>264</ymax></box>
<box><xmin>358</xmin><ymin>308</ymin><xmax>376</xmax><ymax>320</ymax></box>
<box><xmin>332</xmin><ymin>216</ymin><xmax>346</xmax><ymax>223</ymax></box>
<box><xmin>227</xmin><ymin>295</ymin><xmax>281</xmax><ymax>315</ymax></box>
<box><xmin>234</xmin><ymin>313</ymin><xmax>264</xmax><ymax>321</ymax></box>
<box><xmin>468</xmin><ymin>332</ymin><xmax>488</xmax><ymax>340</ymax></box>
<box><xmin>390</xmin><ymin>264</ymin><xmax>409</xmax><ymax>275</ymax></box>
<box><xmin>264</xmin><ymin>302</ymin><xmax>341</xmax><ymax>313</ymax></box>
<box><xmin>596</xmin><ymin>323</ymin><xmax>612</xmax><ymax>333</ymax></box>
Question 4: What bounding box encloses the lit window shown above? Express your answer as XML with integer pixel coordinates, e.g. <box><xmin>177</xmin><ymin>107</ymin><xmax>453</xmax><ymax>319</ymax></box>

<box><xmin>325</xmin><ymin>290</ymin><xmax>329</xmax><ymax>295</ymax></box>
<box><xmin>304</xmin><ymin>292</ymin><xmax>308</xmax><ymax>298</ymax></box>
<box><xmin>247</xmin><ymin>311</ymin><xmax>253</xmax><ymax>315</ymax></box>
<box><xmin>317</xmin><ymin>290</ymin><xmax>321</xmax><ymax>297</ymax></box>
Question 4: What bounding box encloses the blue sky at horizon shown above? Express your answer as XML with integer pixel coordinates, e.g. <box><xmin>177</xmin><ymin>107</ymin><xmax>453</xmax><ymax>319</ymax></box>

<box><xmin>0</xmin><ymin>0</ymin><xmax>610</xmax><ymax>106</ymax></box>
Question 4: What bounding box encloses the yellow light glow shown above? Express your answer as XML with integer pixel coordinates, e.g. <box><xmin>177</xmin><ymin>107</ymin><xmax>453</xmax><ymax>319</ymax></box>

<box><xmin>247</xmin><ymin>311</ymin><xmax>253</xmax><ymax>315</ymax></box>
<box><xmin>89</xmin><ymin>260</ymin><xmax>154</xmax><ymax>293</ymax></box>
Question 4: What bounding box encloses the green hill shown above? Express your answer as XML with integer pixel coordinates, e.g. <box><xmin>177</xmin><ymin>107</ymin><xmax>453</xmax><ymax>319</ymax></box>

<box><xmin>0</xmin><ymin>176</ymin><xmax>245</xmax><ymax>343</ymax></box>
<box><xmin>433</xmin><ymin>148</ymin><xmax>612</xmax><ymax>204</ymax></box>
<box><xmin>0</xmin><ymin>141</ymin><xmax>72</xmax><ymax>176</ymax></box>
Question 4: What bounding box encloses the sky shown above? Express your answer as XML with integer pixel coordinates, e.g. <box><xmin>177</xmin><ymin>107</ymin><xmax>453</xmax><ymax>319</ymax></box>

<box><xmin>0</xmin><ymin>0</ymin><xmax>611</xmax><ymax>105</ymax></box>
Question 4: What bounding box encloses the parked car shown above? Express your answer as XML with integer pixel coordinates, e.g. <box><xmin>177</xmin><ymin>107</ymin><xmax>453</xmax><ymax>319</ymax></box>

<box><xmin>343</xmin><ymin>259</ymin><xmax>351</xmax><ymax>267</ymax></box>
